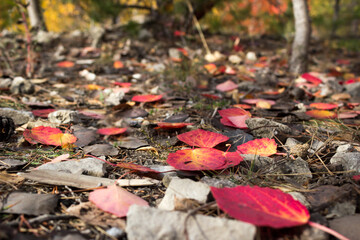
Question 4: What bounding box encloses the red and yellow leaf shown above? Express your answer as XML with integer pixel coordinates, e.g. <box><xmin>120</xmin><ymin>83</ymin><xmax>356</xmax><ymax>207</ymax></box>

<box><xmin>97</xmin><ymin>127</ymin><xmax>127</xmax><ymax>135</ymax></box>
<box><xmin>23</xmin><ymin>126</ymin><xmax>77</xmax><ymax>147</ymax></box>
<box><xmin>211</xmin><ymin>185</ymin><xmax>310</xmax><ymax>228</ymax></box>
<box><xmin>237</xmin><ymin>138</ymin><xmax>277</xmax><ymax>156</ymax></box>
<box><xmin>309</xmin><ymin>103</ymin><xmax>338</xmax><ymax>110</ymax></box>
<box><xmin>306</xmin><ymin>110</ymin><xmax>337</xmax><ymax>119</ymax></box>
<box><xmin>177</xmin><ymin>129</ymin><xmax>229</xmax><ymax>148</ymax></box>
<box><xmin>167</xmin><ymin>148</ymin><xmax>228</xmax><ymax>171</ymax></box>
<box><xmin>132</xmin><ymin>94</ymin><xmax>163</xmax><ymax>103</ymax></box>
<box><xmin>89</xmin><ymin>184</ymin><xmax>148</xmax><ymax>218</ymax></box>
<box><xmin>113</xmin><ymin>82</ymin><xmax>132</xmax><ymax>88</ymax></box>
<box><xmin>154</xmin><ymin>122</ymin><xmax>193</xmax><ymax>130</ymax></box>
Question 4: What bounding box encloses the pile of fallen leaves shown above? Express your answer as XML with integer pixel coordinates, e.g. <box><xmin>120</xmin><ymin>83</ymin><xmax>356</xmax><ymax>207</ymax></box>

<box><xmin>0</xmin><ymin>26</ymin><xmax>360</xmax><ymax>240</ymax></box>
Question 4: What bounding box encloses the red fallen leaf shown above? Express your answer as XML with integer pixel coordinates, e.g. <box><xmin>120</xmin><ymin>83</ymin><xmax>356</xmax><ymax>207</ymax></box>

<box><xmin>309</xmin><ymin>103</ymin><xmax>338</xmax><ymax>110</ymax></box>
<box><xmin>78</xmin><ymin>110</ymin><xmax>105</xmax><ymax>119</ymax></box>
<box><xmin>338</xmin><ymin>111</ymin><xmax>358</xmax><ymax>119</ymax></box>
<box><xmin>306</xmin><ymin>110</ymin><xmax>337</xmax><ymax>119</ymax></box>
<box><xmin>301</xmin><ymin>73</ymin><xmax>322</xmax><ymax>86</ymax></box>
<box><xmin>336</xmin><ymin>59</ymin><xmax>350</xmax><ymax>65</ymax></box>
<box><xmin>97</xmin><ymin>127</ymin><xmax>127</xmax><ymax>135</ymax></box>
<box><xmin>201</xmin><ymin>93</ymin><xmax>221</xmax><ymax>100</ymax></box>
<box><xmin>254</xmin><ymin>62</ymin><xmax>268</xmax><ymax>68</ymax></box>
<box><xmin>224</xmin><ymin>66</ymin><xmax>236</xmax><ymax>75</ymax></box>
<box><xmin>177</xmin><ymin>48</ymin><xmax>188</xmax><ymax>57</ymax></box>
<box><xmin>353</xmin><ymin>175</ymin><xmax>360</xmax><ymax>181</ymax></box>
<box><xmin>177</xmin><ymin>129</ymin><xmax>229</xmax><ymax>148</ymax></box>
<box><xmin>233</xmin><ymin>104</ymin><xmax>252</xmax><ymax>110</ymax></box>
<box><xmin>132</xmin><ymin>94</ymin><xmax>162</xmax><ymax>103</ymax></box>
<box><xmin>216</xmin><ymin>80</ymin><xmax>238</xmax><ymax>92</ymax></box>
<box><xmin>167</xmin><ymin>148</ymin><xmax>239</xmax><ymax>171</ymax></box>
<box><xmin>223</xmin><ymin>151</ymin><xmax>244</xmax><ymax>167</ymax></box>
<box><xmin>113</xmin><ymin>60</ymin><xmax>124</xmax><ymax>69</ymax></box>
<box><xmin>23</xmin><ymin>126</ymin><xmax>77</xmax><ymax>147</ymax></box>
<box><xmin>56</xmin><ymin>61</ymin><xmax>74</xmax><ymax>68</ymax></box>
<box><xmin>32</xmin><ymin>109</ymin><xmax>56</xmax><ymax>118</ymax></box>
<box><xmin>219</xmin><ymin>108</ymin><xmax>251</xmax><ymax>129</ymax></box>
<box><xmin>154</xmin><ymin>122</ymin><xmax>193</xmax><ymax>130</ymax></box>
<box><xmin>116</xmin><ymin>162</ymin><xmax>160</xmax><ymax>173</ymax></box>
<box><xmin>113</xmin><ymin>82</ymin><xmax>132</xmax><ymax>88</ymax></box>
<box><xmin>211</xmin><ymin>185</ymin><xmax>310</xmax><ymax>228</ymax></box>
<box><xmin>242</xmin><ymin>98</ymin><xmax>276</xmax><ymax>106</ymax></box>
<box><xmin>237</xmin><ymin>138</ymin><xmax>277</xmax><ymax>156</ymax></box>
<box><xmin>89</xmin><ymin>184</ymin><xmax>148</xmax><ymax>218</ymax></box>
<box><xmin>174</xmin><ymin>30</ymin><xmax>186</xmax><ymax>36</ymax></box>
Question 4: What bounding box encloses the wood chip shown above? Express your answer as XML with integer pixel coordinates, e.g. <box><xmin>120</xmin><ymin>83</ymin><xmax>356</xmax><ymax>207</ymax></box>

<box><xmin>18</xmin><ymin>170</ymin><xmax>160</xmax><ymax>189</ymax></box>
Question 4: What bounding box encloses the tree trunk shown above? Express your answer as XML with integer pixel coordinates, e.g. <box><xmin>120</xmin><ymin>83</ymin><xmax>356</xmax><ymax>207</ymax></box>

<box><xmin>331</xmin><ymin>0</ymin><xmax>341</xmax><ymax>38</ymax></box>
<box><xmin>27</xmin><ymin>0</ymin><xmax>47</xmax><ymax>31</ymax></box>
<box><xmin>290</xmin><ymin>0</ymin><xmax>311</xmax><ymax>74</ymax></box>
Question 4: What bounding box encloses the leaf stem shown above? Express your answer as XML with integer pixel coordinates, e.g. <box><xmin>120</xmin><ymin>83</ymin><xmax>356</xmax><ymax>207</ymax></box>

<box><xmin>308</xmin><ymin>221</ymin><xmax>349</xmax><ymax>240</ymax></box>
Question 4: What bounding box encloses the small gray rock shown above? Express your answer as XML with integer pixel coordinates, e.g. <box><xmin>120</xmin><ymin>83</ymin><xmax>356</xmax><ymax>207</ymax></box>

<box><xmin>0</xmin><ymin>108</ymin><xmax>33</xmax><ymax>125</ymax></box>
<box><xmin>126</xmin><ymin>205</ymin><xmax>256</xmax><ymax>240</ymax></box>
<box><xmin>0</xmin><ymin>192</ymin><xmax>58</xmax><ymax>215</ymax></box>
<box><xmin>336</xmin><ymin>144</ymin><xmax>355</xmax><ymax>153</ymax></box>
<box><xmin>245</xmin><ymin>118</ymin><xmax>291</xmax><ymax>138</ymax></box>
<box><xmin>158</xmin><ymin>178</ymin><xmax>210</xmax><ymax>210</ymax></box>
<box><xmin>10</xmin><ymin>76</ymin><xmax>35</xmax><ymax>94</ymax></box>
<box><xmin>37</xmin><ymin>157</ymin><xmax>106</xmax><ymax>177</ymax></box>
<box><xmin>329</xmin><ymin>214</ymin><xmax>360</xmax><ymax>240</ymax></box>
<box><xmin>83</xmin><ymin>143</ymin><xmax>118</xmax><ymax>156</ymax></box>
<box><xmin>48</xmin><ymin>110</ymin><xmax>79</xmax><ymax>124</ymax></box>
<box><xmin>345</xmin><ymin>82</ymin><xmax>360</xmax><ymax>97</ymax></box>
<box><xmin>330</xmin><ymin>152</ymin><xmax>360</xmax><ymax>173</ymax></box>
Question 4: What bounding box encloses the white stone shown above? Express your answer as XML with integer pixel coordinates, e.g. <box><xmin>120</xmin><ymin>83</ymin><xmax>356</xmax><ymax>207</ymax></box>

<box><xmin>158</xmin><ymin>178</ymin><xmax>210</xmax><ymax>210</ymax></box>
<box><xmin>126</xmin><ymin>205</ymin><xmax>256</xmax><ymax>240</ymax></box>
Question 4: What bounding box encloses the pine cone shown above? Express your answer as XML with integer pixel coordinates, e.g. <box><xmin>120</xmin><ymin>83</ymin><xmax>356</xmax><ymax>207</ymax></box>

<box><xmin>0</xmin><ymin>116</ymin><xmax>15</xmax><ymax>141</ymax></box>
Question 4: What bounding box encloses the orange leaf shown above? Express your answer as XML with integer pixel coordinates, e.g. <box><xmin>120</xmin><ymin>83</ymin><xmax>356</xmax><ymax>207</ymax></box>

<box><xmin>86</xmin><ymin>84</ymin><xmax>105</xmax><ymax>90</ymax></box>
<box><xmin>113</xmin><ymin>60</ymin><xmax>124</xmax><ymax>69</ymax></box>
<box><xmin>204</xmin><ymin>63</ymin><xmax>217</xmax><ymax>74</ymax></box>
<box><xmin>211</xmin><ymin>185</ymin><xmax>310</xmax><ymax>228</ymax></box>
<box><xmin>132</xmin><ymin>94</ymin><xmax>162</xmax><ymax>103</ymax></box>
<box><xmin>97</xmin><ymin>127</ymin><xmax>127</xmax><ymax>135</ymax></box>
<box><xmin>56</xmin><ymin>61</ymin><xmax>74</xmax><ymax>68</ymax></box>
<box><xmin>309</xmin><ymin>103</ymin><xmax>338</xmax><ymax>110</ymax></box>
<box><xmin>23</xmin><ymin>126</ymin><xmax>77</xmax><ymax>147</ymax></box>
<box><xmin>177</xmin><ymin>129</ymin><xmax>229</xmax><ymax>148</ymax></box>
<box><xmin>167</xmin><ymin>148</ymin><xmax>240</xmax><ymax>171</ymax></box>
<box><xmin>237</xmin><ymin>138</ymin><xmax>277</xmax><ymax>156</ymax></box>
<box><xmin>89</xmin><ymin>184</ymin><xmax>148</xmax><ymax>217</ymax></box>
<box><xmin>305</xmin><ymin>110</ymin><xmax>337</xmax><ymax>119</ymax></box>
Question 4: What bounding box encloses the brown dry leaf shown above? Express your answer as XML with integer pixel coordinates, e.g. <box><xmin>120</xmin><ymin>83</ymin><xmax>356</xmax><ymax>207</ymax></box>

<box><xmin>66</xmin><ymin>202</ymin><xmax>126</xmax><ymax>229</ymax></box>
<box><xmin>0</xmin><ymin>171</ymin><xmax>24</xmax><ymax>186</ymax></box>
<box><xmin>331</xmin><ymin>93</ymin><xmax>351</xmax><ymax>101</ymax></box>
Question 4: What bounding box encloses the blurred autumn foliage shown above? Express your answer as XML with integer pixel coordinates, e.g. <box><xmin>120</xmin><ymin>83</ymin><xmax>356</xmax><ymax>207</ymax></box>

<box><xmin>0</xmin><ymin>0</ymin><xmax>359</xmax><ymax>40</ymax></box>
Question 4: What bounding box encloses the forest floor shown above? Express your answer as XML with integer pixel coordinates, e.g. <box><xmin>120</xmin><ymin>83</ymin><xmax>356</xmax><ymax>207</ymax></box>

<box><xmin>0</xmin><ymin>24</ymin><xmax>360</xmax><ymax>240</ymax></box>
